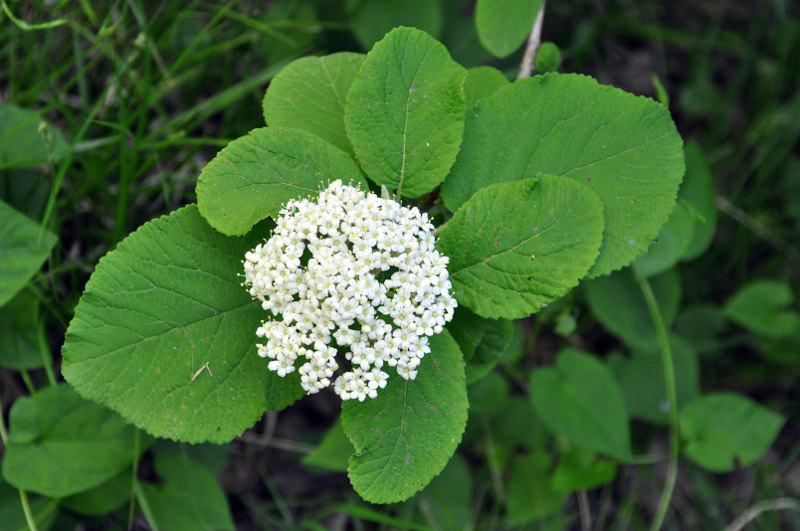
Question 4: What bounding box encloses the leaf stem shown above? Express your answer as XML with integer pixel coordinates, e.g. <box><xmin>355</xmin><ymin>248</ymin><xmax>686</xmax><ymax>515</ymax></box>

<box><xmin>128</xmin><ymin>428</ymin><xmax>143</xmax><ymax>530</ymax></box>
<box><xmin>638</xmin><ymin>277</ymin><xmax>679</xmax><ymax>531</ymax></box>
<box><xmin>517</xmin><ymin>0</ymin><xmax>547</xmax><ymax>79</ymax></box>
<box><xmin>19</xmin><ymin>490</ymin><xmax>39</xmax><ymax>531</ymax></box>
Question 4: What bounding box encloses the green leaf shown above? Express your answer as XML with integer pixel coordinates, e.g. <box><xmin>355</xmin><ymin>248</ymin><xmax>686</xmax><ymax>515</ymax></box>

<box><xmin>2</xmin><ymin>384</ymin><xmax>143</xmax><ymax>498</ymax></box>
<box><xmin>437</xmin><ymin>176</ymin><xmax>604</xmax><ymax>319</ymax></box>
<box><xmin>0</xmin><ymin>199</ymin><xmax>56</xmax><ymax>307</ymax></box>
<box><xmin>463</xmin><ymin>66</ymin><xmax>509</xmax><ymax>109</ymax></box>
<box><xmin>584</xmin><ymin>268</ymin><xmax>682</xmax><ymax>352</ymax></box>
<box><xmin>676</xmin><ymin>304</ymin><xmax>728</xmax><ymax>357</ymax></box>
<box><xmin>551</xmin><ymin>447</ymin><xmax>616</xmax><ymax>492</ymax></box>
<box><xmin>608</xmin><ymin>335</ymin><xmax>700</xmax><ymax>425</ymax></box>
<box><xmin>680</xmin><ymin>393</ymin><xmax>786</xmax><ymax>472</ymax></box>
<box><xmin>62</xmin><ymin>206</ymin><xmax>305</xmax><ymax>444</ymax></box>
<box><xmin>724</xmin><ymin>280</ymin><xmax>799</xmax><ymax>339</ymax></box>
<box><xmin>489</xmin><ymin>396</ymin><xmax>548</xmax><ymax>452</ymax></box>
<box><xmin>139</xmin><ymin>453</ymin><xmax>235</xmax><ymax>531</ymax></box>
<box><xmin>344</xmin><ymin>27</ymin><xmax>466</xmax><ymax>198</ymax></box>
<box><xmin>475</xmin><ymin>0</ymin><xmax>543</xmax><ymax>58</ymax></box>
<box><xmin>0</xmin><ymin>290</ymin><xmax>43</xmax><ymax>369</ymax></box>
<box><xmin>302</xmin><ymin>419</ymin><xmax>354</xmax><ymax>472</ymax></box>
<box><xmin>632</xmin><ymin>200</ymin><xmax>695</xmax><ymax>279</ymax></box>
<box><xmin>506</xmin><ymin>451</ymin><xmax>567</xmax><ymax>524</ymax></box>
<box><xmin>530</xmin><ymin>348</ymin><xmax>631</xmax><ymax>460</ymax></box>
<box><xmin>60</xmin><ymin>469</ymin><xmax>131</xmax><ymax>516</ymax></box>
<box><xmin>446</xmin><ymin>305</ymin><xmax>488</xmax><ymax>360</ymax></box>
<box><xmin>196</xmin><ymin>127</ymin><xmax>366</xmax><ymax>236</ymax></box>
<box><xmin>341</xmin><ymin>330</ymin><xmax>468</xmax><ymax>503</ymax></box>
<box><xmin>410</xmin><ymin>452</ymin><xmax>472</xmax><ymax>531</ymax></box>
<box><xmin>467</xmin><ymin>371</ymin><xmax>510</xmax><ymax>414</ymax></box>
<box><xmin>440</xmin><ymin>73</ymin><xmax>685</xmax><ymax>277</ymax></box>
<box><xmin>348</xmin><ymin>0</ymin><xmax>443</xmax><ymax>50</ymax></box>
<box><xmin>263</xmin><ymin>53</ymin><xmax>365</xmax><ymax>155</ymax></box>
<box><xmin>680</xmin><ymin>140</ymin><xmax>717</xmax><ymax>260</ymax></box>
<box><xmin>534</xmin><ymin>42</ymin><xmax>562</xmax><ymax>74</ymax></box>
<box><xmin>465</xmin><ymin>318</ymin><xmax>513</xmax><ymax>383</ymax></box>
<box><xmin>0</xmin><ymin>103</ymin><xmax>69</xmax><ymax>169</ymax></box>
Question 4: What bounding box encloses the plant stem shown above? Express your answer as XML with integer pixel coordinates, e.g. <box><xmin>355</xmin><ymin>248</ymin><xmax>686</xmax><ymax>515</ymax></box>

<box><xmin>724</xmin><ymin>498</ymin><xmax>800</xmax><ymax>531</ymax></box>
<box><xmin>517</xmin><ymin>0</ymin><xmax>547</xmax><ymax>79</ymax></box>
<box><xmin>638</xmin><ymin>277</ymin><xmax>679</xmax><ymax>531</ymax></box>
<box><xmin>19</xmin><ymin>490</ymin><xmax>39</xmax><ymax>531</ymax></box>
<box><xmin>128</xmin><ymin>428</ymin><xmax>142</xmax><ymax>530</ymax></box>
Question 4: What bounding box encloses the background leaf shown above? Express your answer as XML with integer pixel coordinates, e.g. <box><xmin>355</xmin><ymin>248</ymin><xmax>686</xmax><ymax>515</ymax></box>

<box><xmin>475</xmin><ymin>0</ymin><xmax>543</xmax><ymax>58</ymax></box>
<box><xmin>506</xmin><ymin>451</ymin><xmax>568</xmax><ymax>524</ymax></box>
<box><xmin>680</xmin><ymin>393</ymin><xmax>786</xmax><ymax>472</ymax></box>
<box><xmin>60</xmin><ymin>469</ymin><xmax>131</xmax><ymax>516</ymax></box>
<box><xmin>584</xmin><ymin>268</ymin><xmax>682</xmax><ymax>352</ymax></box>
<box><xmin>62</xmin><ymin>206</ymin><xmax>305</xmax><ymax>444</ymax></box>
<box><xmin>607</xmin><ymin>335</ymin><xmax>700</xmax><ymax>425</ymax></box>
<box><xmin>440</xmin><ymin>73</ymin><xmax>685</xmax><ymax>277</ymax></box>
<box><xmin>344</xmin><ymin>27</ymin><xmax>466</xmax><ymax>198</ymax></box>
<box><xmin>139</xmin><ymin>452</ymin><xmax>235</xmax><ymax>531</ymax></box>
<box><xmin>347</xmin><ymin>0</ymin><xmax>443</xmax><ymax>50</ymax></box>
<box><xmin>341</xmin><ymin>330</ymin><xmax>468</xmax><ymax>503</ymax></box>
<box><xmin>263</xmin><ymin>53</ymin><xmax>365</xmax><ymax>155</ymax></box>
<box><xmin>437</xmin><ymin>176</ymin><xmax>604</xmax><ymax>319</ymax></box>
<box><xmin>463</xmin><ymin>66</ymin><xmax>509</xmax><ymax>108</ymax></box>
<box><xmin>0</xmin><ymin>290</ymin><xmax>43</xmax><ymax>369</ymax></box>
<box><xmin>2</xmin><ymin>384</ymin><xmax>143</xmax><ymax>498</ymax></box>
<box><xmin>0</xmin><ymin>103</ymin><xmax>69</xmax><ymax>169</ymax></box>
<box><xmin>196</xmin><ymin>127</ymin><xmax>366</xmax><ymax>236</ymax></box>
<box><xmin>724</xmin><ymin>280</ymin><xmax>799</xmax><ymax>339</ymax></box>
<box><xmin>530</xmin><ymin>348</ymin><xmax>631</xmax><ymax>460</ymax></box>
<box><xmin>551</xmin><ymin>447</ymin><xmax>617</xmax><ymax>492</ymax></box>
<box><xmin>0</xmin><ymin>199</ymin><xmax>56</xmax><ymax>307</ymax></box>
<box><xmin>632</xmin><ymin>200</ymin><xmax>695</xmax><ymax>279</ymax></box>
<box><xmin>408</xmin><ymin>452</ymin><xmax>472</xmax><ymax>531</ymax></box>
<box><xmin>465</xmin><ymin>318</ymin><xmax>513</xmax><ymax>383</ymax></box>
<box><xmin>302</xmin><ymin>419</ymin><xmax>353</xmax><ymax>472</ymax></box>
<box><xmin>680</xmin><ymin>140</ymin><xmax>717</xmax><ymax>260</ymax></box>
<box><xmin>446</xmin><ymin>306</ymin><xmax>489</xmax><ymax>360</ymax></box>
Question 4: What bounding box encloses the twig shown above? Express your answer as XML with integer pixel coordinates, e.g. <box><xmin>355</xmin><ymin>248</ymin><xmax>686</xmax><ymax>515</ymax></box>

<box><xmin>517</xmin><ymin>1</ymin><xmax>547</xmax><ymax>79</ymax></box>
<box><xmin>724</xmin><ymin>498</ymin><xmax>800</xmax><ymax>531</ymax></box>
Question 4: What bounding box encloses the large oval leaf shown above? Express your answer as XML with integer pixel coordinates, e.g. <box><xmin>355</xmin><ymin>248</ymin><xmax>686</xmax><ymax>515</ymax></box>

<box><xmin>440</xmin><ymin>73</ymin><xmax>685</xmax><ymax>277</ymax></box>
<box><xmin>263</xmin><ymin>53</ymin><xmax>365</xmax><ymax>155</ymax></box>
<box><xmin>530</xmin><ymin>348</ymin><xmax>631</xmax><ymax>460</ymax></box>
<box><xmin>0</xmin><ymin>199</ymin><xmax>56</xmax><ymax>307</ymax></box>
<box><xmin>475</xmin><ymin>0</ymin><xmax>543</xmax><ymax>58</ymax></box>
<box><xmin>62</xmin><ymin>205</ymin><xmax>305</xmax><ymax>444</ymax></box>
<box><xmin>344</xmin><ymin>27</ymin><xmax>466</xmax><ymax>198</ymax></box>
<box><xmin>437</xmin><ymin>176</ymin><xmax>604</xmax><ymax>320</ymax></box>
<box><xmin>341</xmin><ymin>330</ymin><xmax>468</xmax><ymax>503</ymax></box>
<box><xmin>196</xmin><ymin>127</ymin><xmax>366</xmax><ymax>236</ymax></box>
<box><xmin>2</xmin><ymin>384</ymin><xmax>143</xmax><ymax>498</ymax></box>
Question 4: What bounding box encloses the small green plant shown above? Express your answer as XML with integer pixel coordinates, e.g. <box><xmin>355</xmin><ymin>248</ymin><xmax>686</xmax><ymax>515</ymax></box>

<box><xmin>54</xmin><ymin>23</ymin><xmax>689</xmax><ymax>503</ymax></box>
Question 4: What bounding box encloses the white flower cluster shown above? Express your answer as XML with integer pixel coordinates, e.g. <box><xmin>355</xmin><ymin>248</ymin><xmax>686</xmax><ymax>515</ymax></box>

<box><xmin>243</xmin><ymin>180</ymin><xmax>457</xmax><ymax>401</ymax></box>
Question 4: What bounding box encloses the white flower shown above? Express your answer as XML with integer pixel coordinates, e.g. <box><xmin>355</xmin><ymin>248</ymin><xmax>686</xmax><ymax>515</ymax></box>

<box><xmin>243</xmin><ymin>180</ymin><xmax>457</xmax><ymax>400</ymax></box>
